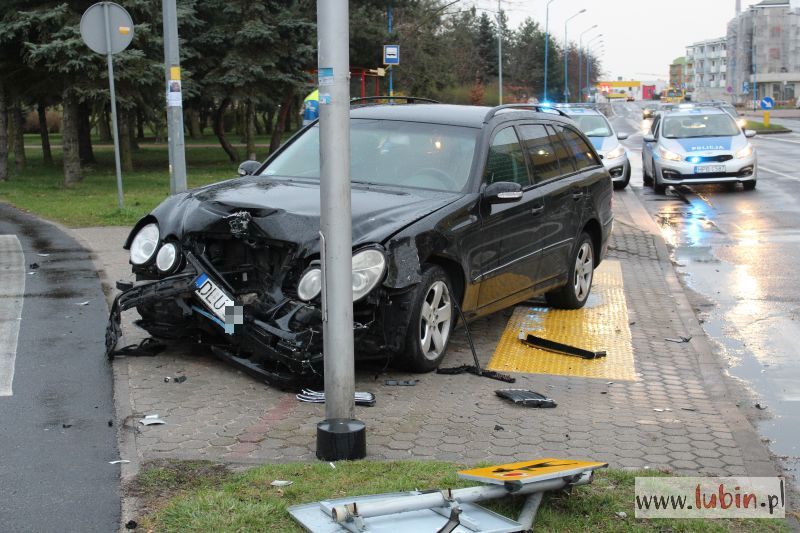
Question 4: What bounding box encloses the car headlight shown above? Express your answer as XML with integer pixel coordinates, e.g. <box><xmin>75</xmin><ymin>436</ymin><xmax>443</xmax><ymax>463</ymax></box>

<box><xmin>130</xmin><ymin>223</ymin><xmax>159</xmax><ymax>265</ymax></box>
<box><xmin>737</xmin><ymin>118</ymin><xmax>747</xmax><ymax>129</ymax></box>
<box><xmin>736</xmin><ymin>144</ymin><xmax>754</xmax><ymax>159</ymax></box>
<box><xmin>297</xmin><ymin>268</ymin><xmax>322</xmax><ymax>301</ymax></box>
<box><xmin>156</xmin><ymin>243</ymin><xmax>179</xmax><ymax>273</ymax></box>
<box><xmin>351</xmin><ymin>249</ymin><xmax>386</xmax><ymax>302</ymax></box>
<box><xmin>657</xmin><ymin>146</ymin><xmax>683</xmax><ymax>162</ymax></box>
<box><xmin>605</xmin><ymin>145</ymin><xmax>625</xmax><ymax>160</ymax></box>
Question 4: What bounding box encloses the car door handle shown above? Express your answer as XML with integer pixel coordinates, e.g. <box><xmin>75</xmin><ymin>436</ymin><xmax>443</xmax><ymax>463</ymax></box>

<box><xmin>530</xmin><ymin>204</ymin><xmax>545</xmax><ymax>214</ymax></box>
<box><xmin>572</xmin><ymin>191</ymin><xmax>584</xmax><ymax>200</ymax></box>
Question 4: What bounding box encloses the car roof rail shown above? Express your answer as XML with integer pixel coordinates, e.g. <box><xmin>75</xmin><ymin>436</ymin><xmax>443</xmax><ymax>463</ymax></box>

<box><xmin>350</xmin><ymin>96</ymin><xmax>440</xmax><ymax>106</ymax></box>
<box><xmin>555</xmin><ymin>102</ymin><xmax>598</xmax><ymax>110</ymax></box>
<box><xmin>483</xmin><ymin>103</ymin><xmax>570</xmax><ymax>123</ymax></box>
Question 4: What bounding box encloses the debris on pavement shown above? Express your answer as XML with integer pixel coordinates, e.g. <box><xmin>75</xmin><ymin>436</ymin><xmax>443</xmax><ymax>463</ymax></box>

<box><xmin>495</xmin><ymin>389</ymin><xmax>557</xmax><ymax>408</ymax></box>
<box><xmin>664</xmin><ymin>336</ymin><xmax>692</xmax><ymax>343</ymax></box>
<box><xmin>28</xmin><ymin>262</ymin><xmax>39</xmax><ymax>270</ymax></box>
<box><xmin>384</xmin><ymin>379</ymin><xmax>419</xmax><ymax>386</ymax></box>
<box><xmin>164</xmin><ymin>376</ymin><xmax>171</xmax><ymax>383</ymax></box>
<box><xmin>125</xmin><ymin>520</ymin><xmax>137</xmax><ymax>530</ymax></box>
<box><xmin>521</xmin><ymin>334</ymin><xmax>607</xmax><ymax>360</ymax></box>
<box><xmin>111</xmin><ymin>337</ymin><xmax>166</xmax><ymax>358</ymax></box>
<box><xmin>615</xmin><ymin>511</ymin><xmax>627</xmax><ymax>519</ymax></box>
<box><xmin>271</xmin><ymin>480</ymin><xmax>293</xmax><ymax>487</ymax></box>
<box><xmin>494</xmin><ymin>424</ymin><xmax>505</xmax><ymax>431</ymax></box>
<box><xmin>109</xmin><ymin>460</ymin><xmax>130</xmax><ymax>465</ymax></box>
<box><xmin>173</xmin><ymin>375</ymin><xmax>187</xmax><ymax>383</ymax></box>
<box><xmin>37</xmin><ymin>253</ymin><xmax>50</xmax><ymax>257</ymax></box>
<box><xmin>296</xmin><ymin>389</ymin><xmax>376</xmax><ymax>407</ymax></box>
<box><xmin>437</xmin><ymin>364</ymin><xmax>515</xmax><ymax>383</ymax></box>
<box><xmin>139</xmin><ymin>414</ymin><xmax>166</xmax><ymax>426</ymax></box>
<box><xmin>75</xmin><ymin>301</ymin><xmax>90</xmax><ymax>306</ymax></box>
<box><xmin>755</xmin><ymin>403</ymin><xmax>767</xmax><ymax>410</ymax></box>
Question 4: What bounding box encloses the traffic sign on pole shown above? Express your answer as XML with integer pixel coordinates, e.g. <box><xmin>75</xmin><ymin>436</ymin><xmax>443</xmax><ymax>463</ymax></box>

<box><xmin>80</xmin><ymin>2</ymin><xmax>133</xmax><ymax>210</ymax></box>
<box><xmin>760</xmin><ymin>96</ymin><xmax>774</xmax><ymax>110</ymax></box>
<box><xmin>383</xmin><ymin>45</ymin><xmax>400</xmax><ymax>65</ymax></box>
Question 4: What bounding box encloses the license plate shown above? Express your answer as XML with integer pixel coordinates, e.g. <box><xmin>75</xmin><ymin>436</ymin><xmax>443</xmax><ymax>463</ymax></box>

<box><xmin>193</xmin><ymin>273</ymin><xmax>234</xmax><ymax>321</ymax></box>
<box><xmin>694</xmin><ymin>165</ymin><xmax>726</xmax><ymax>174</ymax></box>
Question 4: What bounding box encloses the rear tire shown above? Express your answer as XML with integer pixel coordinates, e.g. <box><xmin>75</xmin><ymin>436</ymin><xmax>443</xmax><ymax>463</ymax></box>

<box><xmin>545</xmin><ymin>232</ymin><xmax>595</xmax><ymax>310</ymax></box>
<box><xmin>402</xmin><ymin>265</ymin><xmax>455</xmax><ymax>372</ymax></box>
<box><xmin>743</xmin><ymin>180</ymin><xmax>756</xmax><ymax>191</ymax></box>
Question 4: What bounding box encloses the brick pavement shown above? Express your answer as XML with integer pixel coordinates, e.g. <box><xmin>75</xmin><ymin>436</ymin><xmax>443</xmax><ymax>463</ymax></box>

<box><xmin>72</xmin><ymin>191</ymin><xmax>776</xmax><ymax>477</ymax></box>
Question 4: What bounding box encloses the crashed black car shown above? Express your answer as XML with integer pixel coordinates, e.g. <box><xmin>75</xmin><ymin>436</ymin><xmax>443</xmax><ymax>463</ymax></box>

<box><xmin>107</xmin><ymin>100</ymin><xmax>613</xmax><ymax>384</ymax></box>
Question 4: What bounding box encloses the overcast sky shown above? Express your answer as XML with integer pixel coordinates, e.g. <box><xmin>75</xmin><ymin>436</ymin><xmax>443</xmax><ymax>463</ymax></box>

<box><xmin>469</xmin><ymin>0</ymin><xmax>763</xmax><ymax>81</ymax></box>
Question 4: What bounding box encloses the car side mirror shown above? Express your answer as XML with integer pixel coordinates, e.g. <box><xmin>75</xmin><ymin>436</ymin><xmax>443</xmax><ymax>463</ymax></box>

<box><xmin>744</xmin><ymin>129</ymin><xmax>757</xmax><ymax>138</ymax></box>
<box><xmin>643</xmin><ymin>133</ymin><xmax>656</xmax><ymax>142</ymax></box>
<box><xmin>238</xmin><ymin>160</ymin><xmax>262</xmax><ymax>177</ymax></box>
<box><xmin>617</xmin><ymin>132</ymin><xmax>629</xmax><ymax>140</ymax></box>
<box><xmin>484</xmin><ymin>181</ymin><xmax>523</xmax><ymax>204</ymax></box>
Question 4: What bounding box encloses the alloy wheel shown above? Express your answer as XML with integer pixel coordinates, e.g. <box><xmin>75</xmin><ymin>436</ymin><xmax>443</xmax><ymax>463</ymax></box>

<box><xmin>419</xmin><ymin>280</ymin><xmax>452</xmax><ymax>360</ymax></box>
<box><xmin>573</xmin><ymin>242</ymin><xmax>594</xmax><ymax>302</ymax></box>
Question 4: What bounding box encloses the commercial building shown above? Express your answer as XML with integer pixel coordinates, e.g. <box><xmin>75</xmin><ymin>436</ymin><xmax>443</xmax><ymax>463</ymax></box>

<box><xmin>727</xmin><ymin>0</ymin><xmax>800</xmax><ymax>104</ymax></box>
<box><xmin>669</xmin><ymin>57</ymin><xmax>690</xmax><ymax>91</ymax></box>
<box><xmin>596</xmin><ymin>80</ymin><xmax>642</xmax><ymax>101</ymax></box>
<box><xmin>686</xmin><ymin>37</ymin><xmax>729</xmax><ymax>101</ymax></box>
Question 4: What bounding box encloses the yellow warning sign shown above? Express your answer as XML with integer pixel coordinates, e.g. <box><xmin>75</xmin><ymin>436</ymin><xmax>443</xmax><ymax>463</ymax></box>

<box><xmin>487</xmin><ymin>260</ymin><xmax>636</xmax><ymax>380</ymax></box>
<box><xmin>170</xmin><ymin>66</ymin><xmax>181</xmax><ymax>81</ymax></box>
<box><xmin>458</xmin><ymin>458</ymin><xmax>608</xmax><ymax>485</ymax></box>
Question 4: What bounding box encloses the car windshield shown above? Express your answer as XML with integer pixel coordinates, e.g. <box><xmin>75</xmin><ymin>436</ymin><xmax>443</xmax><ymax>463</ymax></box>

<box><xmin>260</xmin><ymin>119</ymin><xmax>479</xmax><ymax>193</ymax></box>
<box><xmin>721</xmin><ymin>104</ymin><xmax>739</xmax><ymax>117</ymax></box>
<box><xmin>569</xmin><ymin>115</ymin><xmax>612</xmax><ymax>137</ymax></box>
<box><xmin>662</xmin><ymin>113</ymin><xmax>740</xmax><ymax>138</ymax></box>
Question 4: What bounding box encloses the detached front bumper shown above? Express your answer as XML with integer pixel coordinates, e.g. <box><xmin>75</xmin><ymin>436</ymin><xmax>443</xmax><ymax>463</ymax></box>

<box><xmin>656</xmin><ymin>154</ymin><xmax>757</xmax><ymax>185</ymax></box>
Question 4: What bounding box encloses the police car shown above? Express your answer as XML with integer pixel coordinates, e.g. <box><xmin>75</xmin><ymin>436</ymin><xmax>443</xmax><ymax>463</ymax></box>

<box><xmin>642</xmin><ymin>104</ymin><xmax>757</xmax><ymax>194</ymax></box>
<box><xmin>558</xmin><ymin>104</ymin><xmax>631</xmax><ymax>189</ymax></box>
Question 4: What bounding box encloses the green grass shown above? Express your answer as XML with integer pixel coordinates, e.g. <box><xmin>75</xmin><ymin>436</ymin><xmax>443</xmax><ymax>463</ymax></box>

<box><xmin>130</xmin><ymin>460</ymin><xmax>790</xmax><ymax>533</ymax></box>
<box><xmin>744</xmin><ymin>120</ymin><xmax>791</xmax><ymax>133</ymax></box>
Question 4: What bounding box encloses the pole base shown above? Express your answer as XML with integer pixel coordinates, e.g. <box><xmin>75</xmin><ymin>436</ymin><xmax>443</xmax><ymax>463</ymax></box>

<box><xmin>316</xmin><ymin>418</ymin><xmax>366</xmax><ymax>461</ymax></box>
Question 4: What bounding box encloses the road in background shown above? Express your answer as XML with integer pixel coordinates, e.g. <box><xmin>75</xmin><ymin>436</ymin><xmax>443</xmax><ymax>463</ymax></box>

<box><xmin>0</xmin><ymin>205</ymin><xmax>119</xmax><ymax>531</ymax></box>
<box><xmin>608</xmin><ymin>100</ymin><xmax>800</xmax><ymax>482</ymax></box>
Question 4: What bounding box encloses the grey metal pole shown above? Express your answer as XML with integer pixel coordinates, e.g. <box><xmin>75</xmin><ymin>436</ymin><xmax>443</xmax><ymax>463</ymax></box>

<box><xmin>315</xmin><ymin>0</ymin><xmax>365</xmax><ymax>461</ymax></box>
<box><xmin>162</xmin><ymin>0</ymin><xmax>187</xmax><ymax>194</ymax></box>
<box><xmin>497</xmin><ymin>0</ymin><xmax>502</xmax><ymax>104</ymax></box>
<box><xmin>543</xmin><ymin>0</ymin><xmax>554</xmax><ymax>100</ymax></box>
<box><xmin>103</xmin><ymin>2</ymin><xmax>124</xmax><ymax>209</ymax></box>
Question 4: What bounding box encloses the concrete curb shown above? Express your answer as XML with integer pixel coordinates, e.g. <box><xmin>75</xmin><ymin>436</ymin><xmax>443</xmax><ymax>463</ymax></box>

<box><xmin>616</xmin><ymin>189</ymin><xmax>778</xmax><ymax>477</ymax></box>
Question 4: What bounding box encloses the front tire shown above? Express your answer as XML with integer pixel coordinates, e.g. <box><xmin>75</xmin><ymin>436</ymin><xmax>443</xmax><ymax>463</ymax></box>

<box><xmin>403</xmin><ymin>265</ymin><xmax>455</xmax><ymax>372</ymax></box>
<box><xmin>613</xmin><ymin>162</ymin><xmax>631</xmax><ymax>190</ymax></box>
<box><xmin>743</xmin><ymin>180</ymin><xmax>756</xmax><ymax>191</ymax></box>
<box><xmin>545</xmin><ymin>232</ymin><xmax>595</xmax><ymax>309</ymax></box>
<box><xmin>642</xmin><ymin>156</ymin><xmax>653</xmax><ymax>185</ymax></box>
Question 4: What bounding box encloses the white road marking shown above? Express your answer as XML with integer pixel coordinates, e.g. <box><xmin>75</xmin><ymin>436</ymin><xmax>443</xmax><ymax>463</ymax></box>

<box><xmin>759</xmin><ymin>166</ymin><xmax>800</xmax><ymax>181</ymax></box>
<box><xmin>756</xmin><ymin>135</ymin><xmax>800</xmax><ymax>145</ymax></box>
<box><xmin>0</xmin><ymin>235</ymin><xmax>25</xmax><ymax>397</ymax></box>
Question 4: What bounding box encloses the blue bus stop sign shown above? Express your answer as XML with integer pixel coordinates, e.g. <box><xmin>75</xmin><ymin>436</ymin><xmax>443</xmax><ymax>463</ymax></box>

<box><xmin>760</xmin><ymin>96</ymin><xmax>775</xmax><ymax>110</ymax></box>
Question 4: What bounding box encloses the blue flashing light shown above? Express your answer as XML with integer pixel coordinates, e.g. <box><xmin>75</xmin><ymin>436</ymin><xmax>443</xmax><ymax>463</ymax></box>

<box><xmin>688</xmin><ymin>156</ymin><xmax>701</xmax><ymax>164</ymax></box>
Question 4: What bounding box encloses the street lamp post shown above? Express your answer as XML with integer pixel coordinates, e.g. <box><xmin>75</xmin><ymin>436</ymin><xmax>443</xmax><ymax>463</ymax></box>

<box><xmin>543</xmin><ymin>0</ymin><xmax>556</xmax><ymax>101</ymax></box>
<box><xmin>578</xmin><ymin>26</ymin><xmax>599</xmax><ymax>102</ymax></box>
<box><xmin>751</xmin><ymin>6</ymin><xmax>758</xmax><ymax>110</ymax></box>
<box><xmin>587</xmin><ymin>42</ymin><xmax>604</xmax><ymax>101</ymax></box>
<box><xmin>564</xmin><ymin>9</ymin><xmax>587</xmax><ymax>102</ymax></box>
<box><xmin>584</xmin><ymin>35</ymin><xmax>603</xmax><ymax>100</ymax></box>
<box><xmin>497</xmin><ymin>0</ymin><xmax>503</xmax><ymax>104</ymax></box>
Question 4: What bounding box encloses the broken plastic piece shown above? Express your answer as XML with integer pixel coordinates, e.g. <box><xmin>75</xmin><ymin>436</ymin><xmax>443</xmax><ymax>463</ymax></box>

<box><xmin>296</xmin><ymin>389</ymin><xmax>376</xmax><ymax>407</ymax></box>
<box><xmin>384</xmin><ymin>379</ymin><xmax>419</xmax><ymax>386</ymax></box>
<box><xmin>436</xmin><ymin>365</ymin><xmax>515</xmax><ymax>383</ymax></box>
<box><xmin>271</xmin><ymin>480</ymin><xmax>293</xmax><ymax>487</ymax></box>
<box><xmin>495</xmin><ymin>389</ymin><xmax>557</xmax><ymax>408</ymax></box>
<box><xmin>522</xmin><ymin>334</ymin><xmax>606</xmax><ymax>360</ymax></box>
<box><xmin>139</xmin><ymin>414</ymin><xmax>166</xmax><ymax>426</ymax></box>
<box><xmin>76</xmin><ymin>301</ymin><xmax>90</xmax><ymax>306</ymax></box>
<box><xmin>112</xmin><ymin>338</ymin><xmax>166</xmax><ymax>358</ymax></box>
<box><xmin>173</xmin><ymin>375</ymin><xmax>187</xmax><ymax>383</ymax></box>
<box><xmin>125</xmin><ymin>520</ymin><xmax>137</xmax><ymax>530</ymax></box>
<box><xmin>109</xmin><ymin>460</ymin><xmax>130</xmax><ymax>465</ymax></box>
<box><xmin>665</xmin><ymin>336</ymin><xmax>692</xmax><ymax>343</ymax></box>
<box><xmin>29</xmin><ymin>262</ymin><xmax>39</xmax><ymax>270</ymax></box>
<box><xmin>164</xmin><ymin>376</ymin><xmax>171</xmax><ymax>383</ymax></box>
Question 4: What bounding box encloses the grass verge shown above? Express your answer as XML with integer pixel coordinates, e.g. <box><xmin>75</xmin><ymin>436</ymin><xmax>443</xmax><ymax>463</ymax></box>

<box><xmin>128</xmin><ymin>460</ymin><xmax>789</xmax><ymax>532</ymax></box>
<box><xmin>744</xmin><ymin>120</ymin><xmax>791</xmax><ymax>134</ymax></box>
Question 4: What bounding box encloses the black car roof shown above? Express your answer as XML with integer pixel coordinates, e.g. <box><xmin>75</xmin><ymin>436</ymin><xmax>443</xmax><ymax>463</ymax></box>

<box><xmin>350</xmin><ymin>103</ymin><xmax>569</xmax><ymax>128</ymax></box>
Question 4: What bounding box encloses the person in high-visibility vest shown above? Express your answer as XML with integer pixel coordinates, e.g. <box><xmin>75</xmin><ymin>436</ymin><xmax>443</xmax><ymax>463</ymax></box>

<box><xmin>302</xmin><ymin>89</ymin><xmax>319</xmax><ymax>126</ymax></box>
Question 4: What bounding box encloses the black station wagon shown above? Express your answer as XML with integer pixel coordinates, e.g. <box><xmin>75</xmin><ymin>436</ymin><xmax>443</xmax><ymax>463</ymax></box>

<box><xmin>107</xmin><ymin>100</ymin><xmax>614</xmax><ymax>385</ymax></box>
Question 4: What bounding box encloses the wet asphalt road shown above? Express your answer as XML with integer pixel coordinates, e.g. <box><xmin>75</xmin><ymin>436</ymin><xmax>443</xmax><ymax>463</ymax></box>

<box><xmin>609</xmin><ymin>101</ymin><xmax>800</xmax><ymax>480</ymax></box>
<box><xmin>0</xmin><ymin>205</ymin><xmax>119</xmax><ymax>531</ymax></box>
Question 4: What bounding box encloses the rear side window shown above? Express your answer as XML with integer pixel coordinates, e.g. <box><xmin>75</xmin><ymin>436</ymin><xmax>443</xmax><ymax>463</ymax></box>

<box><xmin>518</xmin><ymin>124</ymin><xmax>561</xmax><ymax>183</ymax></box>
<box><xmin>484</xmin><ymin>127</ymin><xmax>530</xmax><ymax>186</ymax></box>
<box><xmin>555</xmin><ymin>125</ymin><xmax>601</xmax><ymax>171</ymax></box>
<box><xmin>546</xmin><ymin>125</ymin><xmax>576</xmax><ymax>175</ymax></box>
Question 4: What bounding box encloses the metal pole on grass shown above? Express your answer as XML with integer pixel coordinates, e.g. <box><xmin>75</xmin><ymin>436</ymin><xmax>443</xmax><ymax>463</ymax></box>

<box><xmin>102</xmin><ymin>2</ymin><xmax>124</xmax><ymax>209</ymax></box>
<box><xmin>563</xmin><ymin>9</ymin><xmax>586</xmax><ymax>102</ymax></box>
<box><xmin>543</xmin><ymin>0</ymin><xmax>555</xmax><ymax>101</ymax></box>
<box><xmin>162</xmin><ymin>0</ymin><xmax>187</xmax><ymax>194</ymax></box>
<box><xmin>315</xmin><ymin>0</ymin><xmax>366</xmax><ymax>461</ymax></box>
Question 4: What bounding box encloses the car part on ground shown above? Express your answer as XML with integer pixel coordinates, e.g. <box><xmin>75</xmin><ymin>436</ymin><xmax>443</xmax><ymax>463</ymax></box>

<box><xmin>522</xmin><ymin>334</ymin><xmax>607</xmax><ymax>360</ymax></box>
<box><xmin>295</xmin><ymin>389</ymin><xmax>376</xmax><ymax>407</ymax></box>
<box><xmin>495</xmin><ymin>389</ymin><xmax>557</xmax><ymax>408</ymax></box>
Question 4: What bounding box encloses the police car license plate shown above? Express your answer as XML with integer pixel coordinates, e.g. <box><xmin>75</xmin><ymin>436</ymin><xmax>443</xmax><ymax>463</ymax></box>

<box><xmin>193</xmin><ymin>273</ymin><xmax>234</xmax><ymax>321</ymax></box>
<box><xmin>695</xmin><ymin>165</ymin><xmax>726</xmax><ymax>174</ymax></box>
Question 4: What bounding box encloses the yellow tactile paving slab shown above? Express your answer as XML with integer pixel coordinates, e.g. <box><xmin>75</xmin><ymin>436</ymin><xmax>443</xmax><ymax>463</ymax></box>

<box><xmin>487</xmin><ymin>260</ymin><xmax>636</xmax><ymax>380</ymax></box>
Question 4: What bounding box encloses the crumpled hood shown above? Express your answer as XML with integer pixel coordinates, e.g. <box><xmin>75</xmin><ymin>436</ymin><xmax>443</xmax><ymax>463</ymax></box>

<box><xmin>149</xmin><ymin>175</ymin><xmax>461</xmax><ymax>258</ymax></box>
